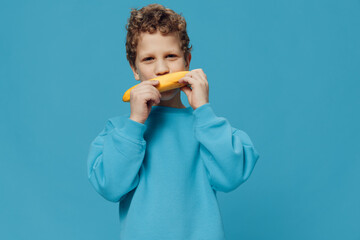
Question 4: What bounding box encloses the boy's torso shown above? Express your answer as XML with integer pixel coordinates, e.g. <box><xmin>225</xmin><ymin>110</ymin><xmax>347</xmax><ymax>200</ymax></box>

<box><xmin>119</xmin><ymin>108</ymin><xmax>226</xmax><ymax>240</ymax></box>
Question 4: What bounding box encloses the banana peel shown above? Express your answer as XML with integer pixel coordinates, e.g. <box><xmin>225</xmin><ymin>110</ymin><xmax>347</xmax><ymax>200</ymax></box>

<box><xmin>122</xmin><ymin>71</ymin><xmax>189</xmax><ymax>102</ymax></box>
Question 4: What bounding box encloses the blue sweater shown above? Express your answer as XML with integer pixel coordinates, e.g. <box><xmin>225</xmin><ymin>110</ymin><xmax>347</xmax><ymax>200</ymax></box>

<box><xmin>87</xmin><ymin>103</ymin><xmax>260</xmax><ymax>239</ymax></box>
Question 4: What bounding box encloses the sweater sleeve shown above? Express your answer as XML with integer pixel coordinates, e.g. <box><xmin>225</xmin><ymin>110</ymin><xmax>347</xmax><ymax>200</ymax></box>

<box><xmin>86</xmin><ymin>116</ymin><xmax>147</xmax><ymax>202</ymax></box>
<box><xmin>193</xmin><ymin>103</ymin><xmax>260</xmax><ymax>193</ymax></box>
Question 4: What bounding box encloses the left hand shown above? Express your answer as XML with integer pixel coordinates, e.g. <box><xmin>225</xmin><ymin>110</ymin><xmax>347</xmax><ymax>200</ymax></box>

<box><xmin>178</xmin><ymin>69</ymin><xmax>209</xmax><ymax>110</ymax></box>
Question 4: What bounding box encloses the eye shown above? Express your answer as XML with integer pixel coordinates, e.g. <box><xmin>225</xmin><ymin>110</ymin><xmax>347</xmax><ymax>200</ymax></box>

<box><xmin>143</xmin><ymin>57</ymin><xmax>154</xmax><ymax>61</ymax></box>
<box><xmin>167</xmin><ymin>54</ymin><xmax>177</xmax><ymax>58</ymax></box>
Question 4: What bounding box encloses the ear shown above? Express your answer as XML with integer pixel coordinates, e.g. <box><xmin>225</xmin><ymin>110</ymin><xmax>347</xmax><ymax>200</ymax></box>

<box><xmin>130</xmin><ymin>64</ymin><xmax>140</xmax><ymax>81</ymax></box>
<box><xmin>185</xmin><ymin>53</ymin><xmax>191</xmax><ymax>70</ymax></box>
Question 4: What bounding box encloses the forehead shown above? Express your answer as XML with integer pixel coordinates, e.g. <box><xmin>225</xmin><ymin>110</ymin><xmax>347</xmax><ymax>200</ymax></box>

<box><xmin>137</xmin><ymin>31</ymin><xmax>182</xmax><ymax>56</ymax></box>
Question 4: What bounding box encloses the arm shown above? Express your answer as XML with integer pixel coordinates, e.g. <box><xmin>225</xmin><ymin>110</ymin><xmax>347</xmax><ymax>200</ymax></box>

<box><xmin>87</xmin><ymin>116</ymin><xmax>147</xmax><ymax>202</ymax></box>
<box><xmin>193</xmin><ymin>103</ymin><xmax>260</xmax><ymax>193</ymax></box>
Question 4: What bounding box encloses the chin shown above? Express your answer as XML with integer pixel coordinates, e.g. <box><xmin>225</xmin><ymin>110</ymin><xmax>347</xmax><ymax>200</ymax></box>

<box><xmin>160</xmin><ymin>88</ymin><xmax>180</xmax><ymax>101</ymax></box>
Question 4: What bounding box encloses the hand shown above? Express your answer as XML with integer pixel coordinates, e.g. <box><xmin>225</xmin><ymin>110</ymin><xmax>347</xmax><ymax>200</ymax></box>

<box><xmin>129</xmin><ymin>80</ymin><xmax>161</xmax><ymax>124</ymax></box>
<box><xmin>178</xmin><ymin>69</ymin><xmax>209</xmax><ymax>110</ymax></box>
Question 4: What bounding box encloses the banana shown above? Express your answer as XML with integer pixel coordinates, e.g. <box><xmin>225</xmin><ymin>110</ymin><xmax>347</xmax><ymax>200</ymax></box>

<box><xmin>122</xmin><ymin>71</ymin><xmax>189</xmax><ymax>102</ymax></box>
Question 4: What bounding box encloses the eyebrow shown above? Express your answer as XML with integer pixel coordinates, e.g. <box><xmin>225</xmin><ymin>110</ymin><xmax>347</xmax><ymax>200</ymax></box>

<box><xmin>139</xmin><ymin>50</ymin><xmax>181</xmax><ymax>58</ymax></box>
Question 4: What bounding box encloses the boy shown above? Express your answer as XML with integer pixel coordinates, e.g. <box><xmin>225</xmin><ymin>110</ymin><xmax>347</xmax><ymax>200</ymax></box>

<box><xmin>87</xmin><ymin>4</ymin><xmax>260</xmax><ymax>240</ymax></box>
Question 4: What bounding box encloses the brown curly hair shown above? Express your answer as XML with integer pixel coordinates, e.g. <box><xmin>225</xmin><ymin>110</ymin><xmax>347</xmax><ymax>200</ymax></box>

<box><xmin>125</xmin><ymin>4</ymin><xmax>192</xmax><ymax>68</ymax></box>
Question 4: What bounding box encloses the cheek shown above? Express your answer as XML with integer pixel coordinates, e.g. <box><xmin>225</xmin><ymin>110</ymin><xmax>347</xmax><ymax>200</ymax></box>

<box><xmin>137</xmin><ymin>67</ymin><xmax>153</xmax><ymax>80</ymax></box>
<box><xmin>169</xmin><ymin>59</ymin><xmax>187</xmax><ymax>71</ymax></box>
<box><xmin>141</xmin><ymin>72</ymin><xmax>153</xmax><ymax>80</ymax></box>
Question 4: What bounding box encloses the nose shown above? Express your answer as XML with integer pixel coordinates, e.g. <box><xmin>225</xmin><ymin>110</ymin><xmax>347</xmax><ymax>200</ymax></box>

<box><xmin>155</xmin><ymin>59</ymin><xmax>169</xmax><ymax>76</ymax></box>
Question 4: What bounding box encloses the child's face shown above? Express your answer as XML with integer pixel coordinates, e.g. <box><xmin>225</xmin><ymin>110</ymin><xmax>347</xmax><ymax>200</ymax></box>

<box><xmin>131</xmin><ymin>30</ymin><xmax>191</xmax><ymax>100</ymax></box>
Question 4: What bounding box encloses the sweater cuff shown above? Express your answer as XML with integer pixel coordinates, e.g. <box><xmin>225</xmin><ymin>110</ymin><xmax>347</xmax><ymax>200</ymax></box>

<box><xmin>193</xmin><ymin>103</ymin><xmax>218</xmax><ymax>127</ymax></box>
<box><xmin>119</xmin><ymin>118</ymin><xmax>147</xmax><ymax>142</ymax></box>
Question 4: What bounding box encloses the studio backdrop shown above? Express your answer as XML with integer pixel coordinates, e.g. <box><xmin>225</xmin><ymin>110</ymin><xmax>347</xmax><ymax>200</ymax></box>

<box><xmin>1</xmin><ymin>0</ymin><xmax>359</xmax><ymax>239</ymax></box>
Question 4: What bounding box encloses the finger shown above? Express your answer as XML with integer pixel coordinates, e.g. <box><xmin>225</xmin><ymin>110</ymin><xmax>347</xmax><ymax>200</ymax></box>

<box><xmin>142</xmin><ymin>80</ymin><xmax>159</xmax><ymax>85</ymax></box>
<box><xmin>135</xmin><ymin>80</ymin><xmax>159</xmax><ymax>91</ymax></box>
<box><xmin>136</xmin><ymin>81</ymin><xmax>160</xmax><ymax>93</ymax></box>
<box><xmin>194</xmin><ymin>68</ymin><xmax>205</xmax><ymax>75</ymax></box>
<box><xmin>150</xmin><ymin>84</ymin><xmax>161</xmax><ymax>98</ymax></box>
<box><xmin>180</xmin><ymin>86</ymin><xmax>192</xmax><ymax>97</ymax></box>
<box><xmin>155</xmin><ymin>88</ymin><xmax>161</xmax><ymax>99</ymax></box>
<box><xmin>178</xmin><ymin>76</ymin><xmax>194</xmax><ymax>85</ymax></box>
<box><xmin>140</xmin><ymin>86</ymin><xmax>162</xmax><ymax>99</ymax></box>
<box><xmin>180</xmin><ymin>76</ymin><xmax>204</xmax><ymax>89</ymax></box>
<box><xmin>149</xmin><ymin>87</ymin><xmax>161</xmax><ymax>102</ymax></box>
<box><xmin>133</xmin><ymin>84</ymin><xmax>161</xmax><ymax>97</ymax></box>
<box><xmin>191</xmin><ymin>70</ymin><xmax>207</xmax><ymax>83</ymax></box>
<box><xmin>143</xmin><ymin>92</ymin><xmax>161</xmax><ymax>104</ymax></box>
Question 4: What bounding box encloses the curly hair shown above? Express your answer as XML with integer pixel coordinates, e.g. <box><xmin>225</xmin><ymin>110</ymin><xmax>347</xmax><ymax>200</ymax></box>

<box><xmin>125</xmin><ymin>4</ymin><xmax>192</xmax><ymax>68</ymax></box>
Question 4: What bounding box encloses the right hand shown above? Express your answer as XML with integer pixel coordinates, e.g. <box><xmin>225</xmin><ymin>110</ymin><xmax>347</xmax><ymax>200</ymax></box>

<box><xmin>129</xmin><ymin>80</ymin><xmax>161</xmax><ymax>124</ymax></box>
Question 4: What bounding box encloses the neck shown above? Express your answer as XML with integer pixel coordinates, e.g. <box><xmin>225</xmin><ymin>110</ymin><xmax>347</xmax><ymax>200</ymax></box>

<box><xmin>154</xmin><ymin>90</ymin><xmax>186</xmax><ymax>108</ymax></box>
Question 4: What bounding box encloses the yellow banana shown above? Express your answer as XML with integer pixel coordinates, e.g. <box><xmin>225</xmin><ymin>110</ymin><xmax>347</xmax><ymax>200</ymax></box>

<box><xmin>122</xmin><ymin>71</ymin><xmax>189</xmax><ymax>102</ymax></box>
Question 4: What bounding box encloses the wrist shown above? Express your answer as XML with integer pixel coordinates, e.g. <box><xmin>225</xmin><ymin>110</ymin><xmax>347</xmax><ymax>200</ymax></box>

<box><xmin>129</xmin><ymin>116</ymin><xmax>145</xmax><ymax>124</ymax></box>
<box><xmin>193</xmin><ymin>101</ymin><xmax>209</xmax><ymax>110</ymax></box>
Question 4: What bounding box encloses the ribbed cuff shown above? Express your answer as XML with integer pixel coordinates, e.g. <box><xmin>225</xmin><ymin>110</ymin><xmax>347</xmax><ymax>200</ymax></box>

<box><xmin>120</xmin><ymin>118</ymin><xmax>147</xmax><ymax>142</ymax></box>
<box><xmin>193</xmin><ymin>103</ymin><xmax>218</xmax><ymax>127</ymax></box>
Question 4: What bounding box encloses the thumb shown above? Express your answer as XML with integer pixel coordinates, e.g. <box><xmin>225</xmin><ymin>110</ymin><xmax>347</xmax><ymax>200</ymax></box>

<box><xmin>150</xmin><ymin>80</ymin><xmax>160</xmax><ymax>85</ymax></box>
<box><xmin>180</xmin><ymin>86</ymin><xmax>191</xmax><ymax>97</ymax></box>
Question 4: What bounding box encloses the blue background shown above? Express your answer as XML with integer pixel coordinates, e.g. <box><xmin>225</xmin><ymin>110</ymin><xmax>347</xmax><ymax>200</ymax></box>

<box><xmin>1</xmin><ymin>0</ymin><xmax>359</xmax><ymax>239</ymax></box>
